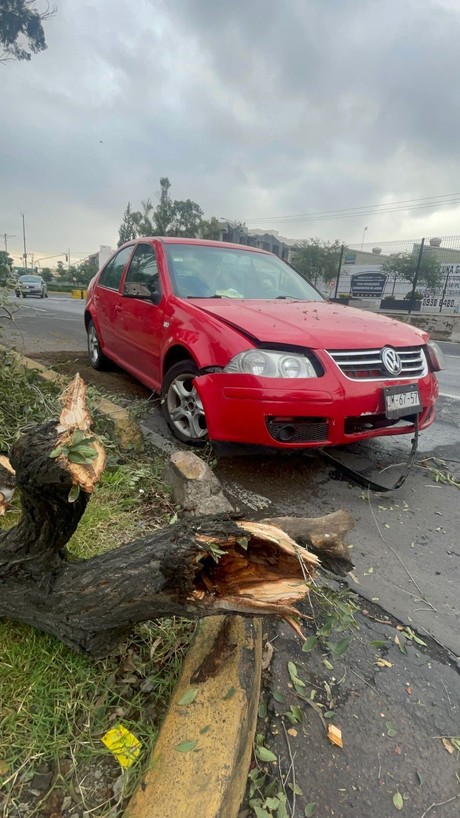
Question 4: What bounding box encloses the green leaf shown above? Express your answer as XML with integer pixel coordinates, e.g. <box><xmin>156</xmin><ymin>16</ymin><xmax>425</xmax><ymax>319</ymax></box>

<box><xmin>254</xmin><ymin>806</ymin><xmax>271</xmax><ymax>818</ymax></box>
<box><xmin>305</xmin><ymin>803</ymin><xmax>317</xmax><ymax>817</ymax></box>
<box><xmin>393</xmin><ymin>791</ymin><xmax>404</xmax><ymax>810</ymax></box>
<box><xmin>302</xmin><ymin>635</ymin><xmax>318</xmax><ymax>652</ymax></box>
<box><xmin>370</xmin><ymin>640</ymin><xmax>388</xmax><ymax>647</ymax></box>
<box><xmin>199</xmin><ymin>725</ymin><xmax>210</xmax><ymax>735</ymax></box>
<box><xmin>324</xmin><ymin>710</ymin><xmax>335</xmax><ymax>718</ymax></box>
<box><xmin>289</xmin><ymin>705</ymin><xmax>303</xmax><ymax>723</ymax></box>
<box><xmin>416</xmin><ymin>771</ymin><xmax>424</xmax><ymax>786</ymax></box>
<box><xmin>451</xmin><ymin>737</ymin><xmax>460</xmax><ymax>751</ymax></box>
<box><xmin>386</xmin><ymin>721</ymin><xmax>397</xmax><ymax>737</ymax></box>
<box><xmin>175</xmin><ymin>739</ymin><xmax>197</xmax><ymax>752</ymax></box>
<box><xmin>236</xmin><ymin>536</ymin><xmax>249</xmax><ymax>550</ymax></box>
<box><xmin>177</xmin><ymin>688</ymin><xmax>198</xmax><ymax>706</ymax></box>
<box><xmin>264</xmin><ymin>797</ymin><xmax>280</xmax><ymax>811</ymax></box>
<box><xmin>209</xmin><ymin>542</ymin><xmax>227</xmax><ymax>563</ymax></box>
<box><xmin>328</xmin><ymin>638</ymin><xmax>350</xmax><ymax>657</ymax></box>
<box><xmin>277</xmin><ymin>796</ymin><xmax>289</xmax><ymax>818</ymax></box>
<box><xmin>272</xmin><ymin>689</ymin><xmax>286</xmax><ymax>704</ymax></box>
<box><xmin>258</xmin><ymin>700</ymin><xmax>267</xmax><ymax>718</ymax></box>
<box><xmin>256</xmin><ymin>746</ymin><xmax>277</xmax><ymax>763</ymax></box>
<box><xmin>67</xmin><ymin>451</ymin><xmax>93</xmax><ymax>464</ymax></box>
<box><xmin>68</xmin><ymin>484</ymin><xmax>80</xmax><ymax>503</ymax></box>
<box><xmin>288</xmin><ymin>661</ymin><xmax>299</xmax><ymax>681</ymax></box>
<box><xmin>70</xmin><ymin>443</ymin><xmax>97</xmax><ymax>458</ymax></box>
<box><xmin>50</xmin><ymin>445</ymin><xmax>66</xmax><ymax>459</ymax></box>
<box><xmin>70</xmin><ymin>430</ymin><xmax>86</xmax><ymax>444</ymax></box>
<box><xmin>322</xmin><ymin>659</ymin><xmax>334</xmax><ymax>670</ymax></box>
<box><xmin>224</xmin><ymin>686</ymin><xmax>236</xmax><ymax>700</ymax></box>
<box><xmin>288</xmin><ymin>783</ymin><xmax>303</xmax><ymax>796</ymax></box>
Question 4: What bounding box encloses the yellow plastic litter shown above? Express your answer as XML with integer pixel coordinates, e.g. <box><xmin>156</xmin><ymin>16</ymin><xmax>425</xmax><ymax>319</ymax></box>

<box><xmin>101</xmin><ymin>723</ymin><xmax>141</xmax><ymax>768</ymax></box>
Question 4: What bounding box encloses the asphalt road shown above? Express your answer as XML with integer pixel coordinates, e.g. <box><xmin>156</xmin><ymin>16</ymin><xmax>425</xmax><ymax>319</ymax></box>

<box><xmin>2</xmin><ymin>293</ymin><xmax>87</xmax><ymax>352</ymax></box>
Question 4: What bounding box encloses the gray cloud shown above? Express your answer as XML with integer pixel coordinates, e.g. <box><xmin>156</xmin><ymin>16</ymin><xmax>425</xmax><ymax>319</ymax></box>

<box><xmin>1</xmin><ymin>0</ymin><xmax>460</xmax><ymax>263</ymax></box>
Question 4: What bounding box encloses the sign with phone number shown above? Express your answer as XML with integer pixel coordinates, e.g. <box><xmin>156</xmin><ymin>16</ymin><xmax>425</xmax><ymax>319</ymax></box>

<box><xmin>422</xmin><ymin>296</ymin><xmax>459</xmax><ymax>309</ymax></box>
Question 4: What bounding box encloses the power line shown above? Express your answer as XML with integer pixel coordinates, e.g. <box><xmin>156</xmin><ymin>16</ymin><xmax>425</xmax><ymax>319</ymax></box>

<box><xmin>243</xmin><ymin>192</ymin><xmax>460</xmax><ymax>225</ymax></box>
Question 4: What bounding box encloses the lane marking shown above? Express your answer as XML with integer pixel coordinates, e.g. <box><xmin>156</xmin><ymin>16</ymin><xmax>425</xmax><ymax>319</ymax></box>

<box><xmin>439</xmin><ymin>391</ymin><xmax>460</xmax><ymax>400</ymax></box>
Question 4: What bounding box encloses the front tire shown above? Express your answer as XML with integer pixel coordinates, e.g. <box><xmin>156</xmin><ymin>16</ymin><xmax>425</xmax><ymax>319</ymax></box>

<box><xmin>87</xmin><ymin>319</ymin><xmax>109</xmax><ymax>370</ymax></box>
<box><xmin>162</xmin><ymin>361</ymin><xmax>208</xmax><ymax>445</ymax></box>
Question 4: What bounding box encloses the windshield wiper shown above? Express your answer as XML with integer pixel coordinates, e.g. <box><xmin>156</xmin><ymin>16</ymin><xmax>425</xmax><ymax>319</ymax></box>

<box><xmin>186</xmin><ymin>294</ymin><xmax>222</xmax><ymax>299</ymax></box>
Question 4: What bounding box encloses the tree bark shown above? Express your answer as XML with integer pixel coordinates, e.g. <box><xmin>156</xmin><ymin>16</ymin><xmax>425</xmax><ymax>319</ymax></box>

<box><xmin>0</xmin><ymin>377</ymin><xmax>354</xmax><ymax>657</ymax></box>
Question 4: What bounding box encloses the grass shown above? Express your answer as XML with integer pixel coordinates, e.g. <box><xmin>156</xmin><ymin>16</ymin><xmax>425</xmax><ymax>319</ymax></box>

<box><xmin>0</xmin><ymin>355</ymin><xmax>195</xmax><ymax>815</ymax></box>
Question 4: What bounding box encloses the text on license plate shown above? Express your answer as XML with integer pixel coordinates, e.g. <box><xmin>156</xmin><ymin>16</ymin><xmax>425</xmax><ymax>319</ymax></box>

<box><xmin>383</xmin><ymin>384</ymin><xmax>422</xmax><ymax>419</ymax></box>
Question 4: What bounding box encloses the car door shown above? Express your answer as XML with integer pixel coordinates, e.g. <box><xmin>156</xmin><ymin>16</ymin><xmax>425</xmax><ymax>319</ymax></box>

<box><xmin>114</xmin><ymin>243</ymin><xmax>165</xmax><ymax>389</ymax></box>
<box><xmin>93</xmin><ymin>245</ymin><xmax>134</xmax><ymax>352</ymax></box>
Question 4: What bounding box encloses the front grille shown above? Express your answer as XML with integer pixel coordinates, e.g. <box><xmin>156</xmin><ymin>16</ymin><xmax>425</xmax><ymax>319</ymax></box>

<box><xmin>327</xmin><ymin>346</ymin><xmax>427</xmax><ymax>380</ymax></box>
<box><xmin>266</xmin><ymin>417</ymin><xmax>328</xmax><ymax>444</ymax></box>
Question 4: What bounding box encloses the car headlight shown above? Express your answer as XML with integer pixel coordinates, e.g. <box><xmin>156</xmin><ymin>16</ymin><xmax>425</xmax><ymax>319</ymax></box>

<box><xmin>426</xmin><ymin>341</ymin><xmax>446</xmax><ymax>372</ymax></box>
<box><xmin>224</xmin><ymin>349</ymin><xmax>318</xmax><ymax>378</ymax></box>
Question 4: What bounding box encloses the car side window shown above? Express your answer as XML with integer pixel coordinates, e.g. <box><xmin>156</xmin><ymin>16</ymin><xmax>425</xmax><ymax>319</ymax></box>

<box><xmin>99</xmin><ymin>246</ymin><xmax>133</xmax><ymax>290</ymax></box>
<box><xmin>124</xmin><ymin>244</ymin><xmax>161</xmax><ymax>299</ymax></box>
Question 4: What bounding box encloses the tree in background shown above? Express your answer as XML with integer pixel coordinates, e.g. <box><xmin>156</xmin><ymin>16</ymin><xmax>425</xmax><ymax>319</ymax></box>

<box><xmin>291</xmin><ymin>239</ymin><xmax>342</xmax><ymax>287</ymax></box>
<box><xmin>0</xmin><ymin>250</ymin><xmax>14</xmax><ymax>283</ymax></box>
<box><xmin>381</xmin><ymin>249</ymin><xmax>442</xmax><ymax>296</ymax></box>
<box><xmin>0</xmin><ymin>0</ymin><xmax>55</xmax><ymax>63</ymax></box>
<box><xmin>170</xmin><ymin>198</ymin><xmax>203</xmax><ymax>237</ymax></box>
<box><xmin>40</xmin><ymin>266</ymin><xmax>53</xmax><ymax>282</ymax></box>
<box><xmin>153</xmin><ymin>177</ymin><xmax>176</xmax><ymax>234</ymax></box>
<box><xmin>199</xmin><ymin>217</ymin><xmax>221</xmax><ymax>240</ymax></box>
<box><xmin>117</xmin><ymin>202</ymin><xmax>137</xmax><ymax>247</ymax></box>
<box><xmin>55</xmin><ymin>260</ymin><xmax>66</xmax><ymax>279</ymax></box>
<box><xmin>73</xmin><ymin>260</ymin><xmax>98</xmax><ymax>286</ymax></box>
<box><xmin>127</xmin><ymin>178</ymin><xmax>205</xmax><ymax>239</ymax></box>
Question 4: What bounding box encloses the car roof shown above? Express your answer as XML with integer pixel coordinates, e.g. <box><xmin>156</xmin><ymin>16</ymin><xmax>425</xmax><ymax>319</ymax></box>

<box><xmin>122</xmin><ymin>237</ymin><xmax>275</xmax><ymax>255</ymax></box>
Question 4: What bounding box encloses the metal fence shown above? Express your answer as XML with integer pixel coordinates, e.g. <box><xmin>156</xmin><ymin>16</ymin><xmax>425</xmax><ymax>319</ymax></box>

<box><xmin>328</xmin><ymin>234</ymin><xmax>460</xmax><ymax>315</ymax></box>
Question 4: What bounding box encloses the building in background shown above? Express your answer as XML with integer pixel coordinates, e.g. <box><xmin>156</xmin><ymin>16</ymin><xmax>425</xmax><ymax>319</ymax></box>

<box><xmin>86</xmin><ymin>245</ymin><xmax>113</xmax><ymax>270</ymax></box>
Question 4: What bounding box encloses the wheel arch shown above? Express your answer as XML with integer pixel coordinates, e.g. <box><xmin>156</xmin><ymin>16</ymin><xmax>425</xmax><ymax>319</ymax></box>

<box><xmin>162</xmin><ymin>345</ymin><xmax>198</xmax><ymax>377</ymax></box>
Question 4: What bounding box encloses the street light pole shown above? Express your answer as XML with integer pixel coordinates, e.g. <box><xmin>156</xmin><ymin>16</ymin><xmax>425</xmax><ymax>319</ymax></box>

<box><xmin>21</xmin><ymin>213</ymin><xmax>27</xmax><ymax>270</ymax></box>
<box><xmin>360</xmin><ymin>226</ymin><xmax>368</xmax><ymax>250</ymax></box>
<box><xmin>2</xmin><ymin>233</ymin><xmax>15</xmax><ymax>253</ymax></box>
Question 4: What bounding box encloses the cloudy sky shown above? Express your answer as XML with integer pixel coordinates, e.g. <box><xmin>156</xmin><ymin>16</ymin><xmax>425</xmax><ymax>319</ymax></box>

<box><xmin>2</xmin><ymin>0</ymin><xmax>460</xmax><ymax>266</ymax></box>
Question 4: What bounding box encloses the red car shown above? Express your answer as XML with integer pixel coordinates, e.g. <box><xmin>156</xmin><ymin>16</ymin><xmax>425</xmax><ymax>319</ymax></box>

<box><xmin>85</xmin><ymin>238</ymin><xmax>443</xmax><ymax>450</ymax></box>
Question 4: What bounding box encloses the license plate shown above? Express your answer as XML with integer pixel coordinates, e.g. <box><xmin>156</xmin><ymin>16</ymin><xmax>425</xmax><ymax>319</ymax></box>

<box><xmin>383</xmin><ymin>384</ymin><xmax>422</xmax><ymax>419</ymax></box>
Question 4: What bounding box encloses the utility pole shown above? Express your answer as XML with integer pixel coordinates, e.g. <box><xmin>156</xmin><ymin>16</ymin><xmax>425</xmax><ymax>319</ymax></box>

<box><xmin>21</xmin><ymin>213</ymin><xmax>27</xmax><ymax>270</ymax></box>
<box><xmin>2</xmin><ymin>233</ymin><xmax>15</xmax><ymax>253</ymax></box>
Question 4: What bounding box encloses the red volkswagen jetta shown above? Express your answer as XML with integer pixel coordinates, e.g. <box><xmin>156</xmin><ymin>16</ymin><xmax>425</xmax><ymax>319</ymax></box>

<box><xmin>85</xmin><ymin>238</ymin><xmax>443</xmax><ymax>449</ymax></box>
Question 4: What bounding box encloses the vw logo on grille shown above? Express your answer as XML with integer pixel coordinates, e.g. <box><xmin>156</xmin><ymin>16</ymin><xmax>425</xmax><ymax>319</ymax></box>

<box><xmin>381</xmin><ymin>347</ymin><xmax>402</xmax><ymax>376</ymax></box>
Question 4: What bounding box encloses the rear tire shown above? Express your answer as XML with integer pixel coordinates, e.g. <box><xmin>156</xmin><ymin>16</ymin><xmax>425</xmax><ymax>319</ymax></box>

<box><xmin>162</xmin><ymin>361</ymin><xmax>208</xmax><ymax>446</ymax></box>
<box><xmin>87</xmin><ymin>319</ymin><xmax>109</xmax><ymax>370</ymax></box>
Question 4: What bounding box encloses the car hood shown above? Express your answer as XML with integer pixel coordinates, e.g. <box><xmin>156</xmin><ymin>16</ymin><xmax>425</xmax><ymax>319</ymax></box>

<box><xmin>192</xmin><ymin>300</ymin><xmax>428</xmax><ymax>349</ymax></box>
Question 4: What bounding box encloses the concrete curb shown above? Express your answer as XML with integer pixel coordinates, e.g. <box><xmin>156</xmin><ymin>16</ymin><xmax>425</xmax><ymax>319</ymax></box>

<box><xmin>124</xmin><ymin>616</ymin><xmax>262</xmax><ymax>818</ymax></box>
<box><xmin>0</xmin><ymin>345</ymin><xmax>143</xmax><ymax>450</ymax></box>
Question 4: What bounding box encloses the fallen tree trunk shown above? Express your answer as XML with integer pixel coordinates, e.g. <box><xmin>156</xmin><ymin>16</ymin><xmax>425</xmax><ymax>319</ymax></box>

<box><xmin>0</xmin><ymin>376</ymin><xmax>354</xmax><ymax>657</ymax></box>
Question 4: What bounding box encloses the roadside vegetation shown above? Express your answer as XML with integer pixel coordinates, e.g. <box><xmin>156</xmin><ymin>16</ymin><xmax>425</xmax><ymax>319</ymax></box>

<box><xmin>0</xmin><ymin>353</ymin><xmax>194</xmax><ymax>816</ymax></box>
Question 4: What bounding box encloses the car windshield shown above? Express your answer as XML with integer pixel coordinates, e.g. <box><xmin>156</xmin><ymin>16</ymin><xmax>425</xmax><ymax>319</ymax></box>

<box><xmin>165</xmin><ymin>245</ymin><xmax>324</xmax><ymax>301</ymax></box>
<box><xmin>20</xmin><ymin>276</ymin><xmax>41</xmax><ymax>282</ymax></box>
